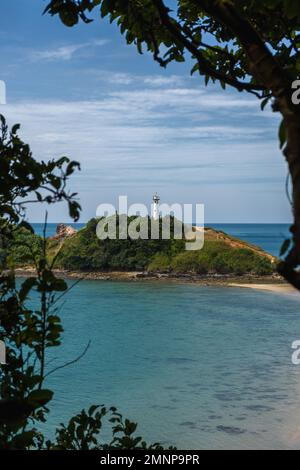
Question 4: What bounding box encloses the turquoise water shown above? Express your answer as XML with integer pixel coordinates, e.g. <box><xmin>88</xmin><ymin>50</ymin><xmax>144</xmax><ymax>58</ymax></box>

<box><xmin>29</xmin><ymin>222</ymin><xmax>300</xmax><ymax>449</ymax></box>
<box><xmin>42</xmin><ymin>281</ymin><xmax>300</xmax><ymax>450</ymax></box>
<box><xmin>31</xmin><ymin>223</ymin><xmax>290</xmax><ymax>256</ymax></box>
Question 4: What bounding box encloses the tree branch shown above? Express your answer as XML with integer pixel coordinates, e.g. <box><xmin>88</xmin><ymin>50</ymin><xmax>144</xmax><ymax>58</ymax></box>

<box><xmin>44</xmin><ymin>341</ymin><xmax>91</xmax><ymax>379</ymax></box>
<box><xmin>152</xmin><ymin>0</ymin><xmax>265</xmax><ymax>96</ymax></box>
<box><xmin>194</xmin><ymin>0</ymin><xmax>297</xmax><ymax>112</ymax></box>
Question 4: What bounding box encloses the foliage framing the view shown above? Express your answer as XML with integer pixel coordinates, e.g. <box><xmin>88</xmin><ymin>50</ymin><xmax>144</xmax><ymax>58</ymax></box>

<box><xmin>44</xmin><ymin>0</ymin><xmax>300</xmax><ymax>290</ymax></box>
<box><xmin>0</xmin><ymin>117</ymin><xmax>162</xmax><ymax>449</ymax></box>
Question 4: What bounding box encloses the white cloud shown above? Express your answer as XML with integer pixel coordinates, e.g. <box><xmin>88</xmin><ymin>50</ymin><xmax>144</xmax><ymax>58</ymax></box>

<box><xmin>4</xmin><ymin>90</ymin><xmax>268</xmax><ymax>161</ymax></box>
<box><xmin>141</xmin><ymin>75</ymin><xmax>185</xmax><ymax>87</ymax></box>
<box><xmin>30</xmin><ymin>39</ymin><xmax>109</xmax><ymax>62</ymax></box>
<box><xmin>108</xmin><ymin>73</ymin><xmax>135</xmax><ymax>85</ymax></box>
<box><xmin>3</xmin><ymin>85</ymin><xmax>277</xmax><ymax>164</ymax></box>
<box><xmin>87</xmin><ymin>70</ymin><xmax>186</xmax><ymax>88</ymax></box>
<box><xmin>3</xmin><ymin>83</ymin><xmax>286</xmax><ymax>222</ymax></box>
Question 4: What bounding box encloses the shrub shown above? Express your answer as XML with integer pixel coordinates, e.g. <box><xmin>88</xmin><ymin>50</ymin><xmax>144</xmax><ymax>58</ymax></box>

<box><xmin>148</xmin><ymin>253</ymin><xmax>171</xmax><ymax>272</ymax></box>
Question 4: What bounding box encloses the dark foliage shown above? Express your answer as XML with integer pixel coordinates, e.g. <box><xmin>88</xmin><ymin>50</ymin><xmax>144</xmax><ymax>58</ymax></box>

<box><xmin>0</xmin><ymin>117</ymin><xmax>161</xmax><ymax>449</ymax></box>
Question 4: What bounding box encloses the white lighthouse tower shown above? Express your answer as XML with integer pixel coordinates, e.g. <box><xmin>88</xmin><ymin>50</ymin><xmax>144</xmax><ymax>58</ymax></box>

<box><xmin>152</xmin><ymin>193</ymin><xmax>160</xmax><ymax>220</ymax></box>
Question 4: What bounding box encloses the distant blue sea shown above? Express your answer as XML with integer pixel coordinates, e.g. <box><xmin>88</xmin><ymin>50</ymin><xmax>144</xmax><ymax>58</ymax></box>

<box><xmin>28</xmin><ymin>222</ymin><xmax>300</xmax><ymax>449</ymax></box>
<box><xmin>31</xmin><ymin>222</ymin><xmax>290</xmax><ymax>256</ymax></box>
<box><xmin>31</xmin><ymin>223</ymin><xmax>85</xmax><ymax>239</ymax></box>
<box><xmin>209</xmin><ymin>223</ymin><xmax>290</xmax><ymax>257</ymax></box>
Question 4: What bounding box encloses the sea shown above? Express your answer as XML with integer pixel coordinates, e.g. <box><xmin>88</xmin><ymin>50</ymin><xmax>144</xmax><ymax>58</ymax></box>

<box><xmin>29</xmin><ymin>223</ymin><xmax>300</xmax><ymax>449</ymax></box>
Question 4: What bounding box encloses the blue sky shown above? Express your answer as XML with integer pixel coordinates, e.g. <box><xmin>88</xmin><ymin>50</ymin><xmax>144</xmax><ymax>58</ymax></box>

<box><xmin>0</xmin><ymin>0</ymin><xmax>291</xmax><ymax>223</ymax></box>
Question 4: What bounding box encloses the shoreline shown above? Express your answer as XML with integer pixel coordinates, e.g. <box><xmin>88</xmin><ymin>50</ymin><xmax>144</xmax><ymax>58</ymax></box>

<box><xmin>228</xmin><ymin>282</ymin><xmax>300</xmax><ymax>295</ymax></box>
<box><xmin>14</xmin><ymin>268</ymin><xmax>290</xmax><ymax>289</ymax></box>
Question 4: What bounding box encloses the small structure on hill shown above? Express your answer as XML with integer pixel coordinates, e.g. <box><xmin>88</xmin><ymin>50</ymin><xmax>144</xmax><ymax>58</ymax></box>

<box><xmin>52</xmin><ymin>223</ymin><xmax>77</xmax><ymax>240</ymax></box>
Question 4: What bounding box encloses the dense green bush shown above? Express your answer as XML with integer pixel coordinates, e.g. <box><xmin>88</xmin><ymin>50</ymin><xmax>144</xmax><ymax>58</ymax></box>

<box><xmin>148</xmin><ymin>253</ymin><xmax>171</xmax><ymax>272</ymax></box>
<box><xmin>51</xmin><ymin>219</ymin><xmax>274</xmax><ymax>276</ymax></box>
<box><xmin>6</xmin><ymin>227</ymin><xmax>42</xmax><ymax>268</ymax></box>
<box><xmin>171</xmin><ymin>242</ymin><xmax>273</xmax><ymax>276</ymax></box>
<box><xmin>55</xmin><ymin>216</ymin><xmax>185</xmax><ymax>272</ymax></box>
<box><xmin>171</xmin><ymin>251</ymin><xmax>210</xmax><ymax>274</ymax></box>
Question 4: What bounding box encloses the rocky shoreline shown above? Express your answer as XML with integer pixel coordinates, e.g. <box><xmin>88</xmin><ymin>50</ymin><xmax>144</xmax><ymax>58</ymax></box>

<box><xmin>14</xmin><ymin>267</ymin><xmax>286</xmax><ymax>286</ymax></box>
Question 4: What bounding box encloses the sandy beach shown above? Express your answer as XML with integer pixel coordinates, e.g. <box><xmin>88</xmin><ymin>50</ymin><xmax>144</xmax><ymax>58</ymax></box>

<box><xmin>229</xmin><ymin>282</ymin><xmax>300</xmax><ymax>295</ymax></box>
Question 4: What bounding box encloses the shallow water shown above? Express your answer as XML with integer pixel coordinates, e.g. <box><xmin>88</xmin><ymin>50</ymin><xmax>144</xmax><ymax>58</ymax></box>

<box><xmin>41</xmin><ymin>281</ymin><xmax>300</xmax><ymax>449</ymax></box>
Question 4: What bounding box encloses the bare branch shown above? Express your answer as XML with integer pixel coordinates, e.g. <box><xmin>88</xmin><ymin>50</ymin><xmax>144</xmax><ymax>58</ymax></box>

<box><xmin>44</xmin><ymin>341</ymin><xmax>91</xmax><ymax>379</ymax></box>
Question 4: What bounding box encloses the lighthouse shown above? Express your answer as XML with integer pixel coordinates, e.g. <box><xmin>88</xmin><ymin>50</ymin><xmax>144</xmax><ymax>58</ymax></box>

<box><xmin>152</xmin><ymin>193</ymin><xmax>160</xmax><ymax>220</ymax></box>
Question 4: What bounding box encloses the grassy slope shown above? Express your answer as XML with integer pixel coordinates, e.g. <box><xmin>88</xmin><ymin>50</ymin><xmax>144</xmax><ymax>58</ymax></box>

<box><xmin>8</xmin><ymin>218</ymin><xmax>276</xmax><ymax>276</ymax></box>
<box><xmin>49</xmin><ymin>219</ymin><xmax>276</xmax><ymax>276</ymax></box>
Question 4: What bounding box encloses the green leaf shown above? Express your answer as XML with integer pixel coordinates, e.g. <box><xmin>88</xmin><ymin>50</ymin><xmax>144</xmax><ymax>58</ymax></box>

<box><xmin>18</xmin><ymin>221</ymin><xmax>35</xmax><ymax>233</ymax></box>
<box><xmin>19</xmin><ymin>277</ymin><xmax>37</xmax><ymax>303</ymax></box>
<box><xmin>52</xmin><ymin>278</ymin><xmax>68</xmax><ymax>292</ymax></box>
<box><xmin>11</xmin><ymin>123</ymin><xmax>21</xmax><ymax>135</ymax></box>
<box><xmin>280</xmin><ymin>238</ymin><xmax>291</xmax><ymax>256</ymax></box>
<box><xmin>35</xmin><ymin>191</ymin><xmax>43</xmax><ymax>202</ymax></box>
<box><xmin>88</xmin><ymin>405</ymin><xmax>99</xmax><ymax>416</ymax></box>
<box><xmin>190</xmin><ymin>63</ymin><xmax>199</xmax><ymax>75</ymax></box>
<box><xmin>59</xmin><ymin>6</ymin><xmax>79</xmax><ymax>27</ymax></box>
<box><xmin>12</xmin><ymin>430</ymin><xmax>36</xmax><ymax>448</ymax></box>
<box><xmin>27</xmin><ymin>389</ymin><xmax>54</xmax><ymax>408</ymax></box>
<box><xmin>66</xmin><ymin>161</ymin><xmax>80</xmax><ymax>176</ymax></box>
<box><xmin>279</xmin><ymin>120</ymin><xmax>287</xmax><ymax>149</ymax></box>
<box><xmin>261</xmin><ymin>97</ymin><xmax>270</xmax><ymax>111</ymax></box>
<box><xmin>100</xmin><ymin>0</ymin><xmax>110</xmax><ymax>17</ymax></box>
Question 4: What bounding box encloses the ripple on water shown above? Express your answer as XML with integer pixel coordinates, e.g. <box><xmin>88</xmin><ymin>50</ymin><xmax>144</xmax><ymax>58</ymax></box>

<box><xmin>245</xmin><ymin>404</ymin><xmax>275</xmax><ymax>412</ymax></box>
<box><xmin>216</xmin><ymin>425</ymin><xmax>247</xmax><ymax>435</ymax></box>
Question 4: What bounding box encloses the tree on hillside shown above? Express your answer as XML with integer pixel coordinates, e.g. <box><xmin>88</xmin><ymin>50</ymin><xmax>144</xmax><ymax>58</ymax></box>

<box><xmin>44</xmin><ymin>0</ymin><xmax>300</xmax><ymax>289</ymax></box>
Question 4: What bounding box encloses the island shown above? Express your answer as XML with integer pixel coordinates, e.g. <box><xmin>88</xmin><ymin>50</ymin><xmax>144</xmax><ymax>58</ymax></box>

<box><xmin>5</xmin><ymin>216</ymin><xmax>284</xmax><ymax>288</ymax></box>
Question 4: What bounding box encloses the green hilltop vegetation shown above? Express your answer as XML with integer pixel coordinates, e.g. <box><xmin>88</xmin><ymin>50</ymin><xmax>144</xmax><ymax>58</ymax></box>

<box><xmin>7</xmin><ymin>216</ymin><xmax>276</xmax><ymax>277</ymax></box>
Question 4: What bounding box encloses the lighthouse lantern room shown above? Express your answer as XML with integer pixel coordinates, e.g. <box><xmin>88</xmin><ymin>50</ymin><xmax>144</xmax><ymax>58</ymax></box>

<box><xmin>152</xmin><ymin>193</ymin><xmax>160</xmax><ymax>220</ymax></box>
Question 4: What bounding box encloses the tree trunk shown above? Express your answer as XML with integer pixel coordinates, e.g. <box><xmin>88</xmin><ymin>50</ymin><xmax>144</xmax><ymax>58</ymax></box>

<box><xmin>278</xmin><ymin>112</ymin><xmax>300</xmax><ymax>289</ymax></box>
<box><xmin>199</xmin><ymin>1</ymin><xmax>300</xmax><ymax>289</ymax></box>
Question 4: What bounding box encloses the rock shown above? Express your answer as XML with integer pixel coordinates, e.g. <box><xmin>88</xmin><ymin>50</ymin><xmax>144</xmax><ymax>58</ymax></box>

<box><xmin>135</xmin><ymin>272</ymin><xmax>151</xmax><ymax>278</ymax></box>
<box><xmin>52</xmin><ymin>223</ymin><xmax>77</xmax><ymax>240</ymax></box>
